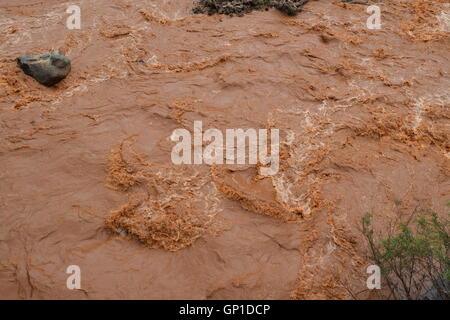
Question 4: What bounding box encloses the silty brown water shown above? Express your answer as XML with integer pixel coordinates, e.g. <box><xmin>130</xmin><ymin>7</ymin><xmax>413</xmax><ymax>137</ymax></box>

<box><xmin>0</xmin><ymin>0</ymin><xmax>449</xmax><ymax>299</ymax></box>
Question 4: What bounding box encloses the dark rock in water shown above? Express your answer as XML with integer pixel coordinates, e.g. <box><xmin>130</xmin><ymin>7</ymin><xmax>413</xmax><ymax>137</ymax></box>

<box><xmin>193</xmin><ymin>0</ymin><xmax>310</xmax><ymax>17</ymax></box>
<box><xmin>275</xmin><ymin>2</ymin><xmax>299</xmax><ymax>16</ymax></box>
<box><xmin>17</xmin><ymin>52</ymin><xmax>71</xmax><ymax>87</ymax></box>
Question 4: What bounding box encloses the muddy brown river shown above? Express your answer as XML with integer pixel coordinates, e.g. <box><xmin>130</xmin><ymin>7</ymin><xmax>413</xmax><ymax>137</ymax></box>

<box><xmin>0</xmin><ymin>0</ymin><xmax>449</xmax><ymax>299</ymax></box>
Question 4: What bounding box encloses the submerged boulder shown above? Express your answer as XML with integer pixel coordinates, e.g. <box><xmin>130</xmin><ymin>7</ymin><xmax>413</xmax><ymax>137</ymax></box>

<box><xmin>17</xmin><ymin>52</ymin><xmax>71</xmax><ymax>87</ymax></box>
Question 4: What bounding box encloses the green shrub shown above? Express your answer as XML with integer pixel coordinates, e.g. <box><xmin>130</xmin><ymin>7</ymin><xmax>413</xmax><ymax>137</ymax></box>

<box><xmin>363</xmin><ymin>207</ymin><xmax>449</xmax><ymax>300</ymax></box>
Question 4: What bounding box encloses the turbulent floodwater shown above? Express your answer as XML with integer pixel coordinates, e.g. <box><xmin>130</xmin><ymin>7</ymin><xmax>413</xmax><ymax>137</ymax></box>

<box><xmin>0</xmin><ymin>0</ymin><xmax>449</xmax><ymax>299</ymax></box>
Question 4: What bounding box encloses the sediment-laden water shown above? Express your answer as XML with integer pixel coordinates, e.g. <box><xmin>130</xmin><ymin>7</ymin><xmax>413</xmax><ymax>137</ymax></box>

<box><xmin>0</xmin><ymin>0</ymin><xmax>449</xmax><ymax>299</ymax></box>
